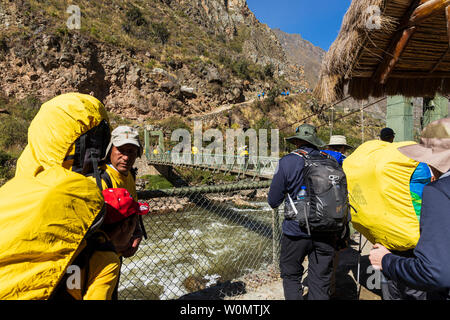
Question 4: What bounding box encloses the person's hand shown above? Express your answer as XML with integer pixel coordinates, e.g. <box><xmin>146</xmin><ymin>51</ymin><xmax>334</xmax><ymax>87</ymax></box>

<box><xmin>121</xmin><ymin>222</ymin><xmax>144</xmax><ymax>258</ymax></box>
<box><xmin>369</xmin><ymin>243</ymin><xmax>391</xmax><ymax>270</ymax></box>
<box><xmin>122</xmin><ymin>236</ymin><xmax>142</xmax><ymax>258</ymax></box>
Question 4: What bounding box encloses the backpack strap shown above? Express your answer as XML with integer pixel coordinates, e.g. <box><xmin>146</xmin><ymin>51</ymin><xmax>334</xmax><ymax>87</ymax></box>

<box><xmin>130</xmin><ymin>167</ymin><xmax>138</xmax><ymax>181</ymax></box>
<box><xmin>291</xmin><ymin>148</ymin><xmax>310</xmax><ymax>158</ymax></box>
<box><xmin>100</xmin><ymin>169</ymin><xmax>113</xmax><ymax>189</ymax></box>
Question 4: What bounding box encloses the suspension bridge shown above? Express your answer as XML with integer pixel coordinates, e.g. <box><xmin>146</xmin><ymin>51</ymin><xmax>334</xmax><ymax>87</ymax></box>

<box><xmin>143</xmin><ymin>128</ymin><xmax>279</xmax><ymax>181</ymax></box>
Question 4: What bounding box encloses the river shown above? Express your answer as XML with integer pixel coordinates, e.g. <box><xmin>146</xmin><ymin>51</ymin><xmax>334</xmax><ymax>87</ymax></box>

<box><xmin>118</xmin><ymin>200</ymin><xmax>277</xmax><ymax>300</ymax></box>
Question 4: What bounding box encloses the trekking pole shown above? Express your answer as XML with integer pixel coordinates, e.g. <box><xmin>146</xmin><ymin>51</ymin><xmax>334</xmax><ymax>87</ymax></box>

<box><xmin>356</xmin><ymin>232</ymin><xmax>362</xmax><ymax>299</ymax></box>
<box><xmin>356</xmin><ymin>233</ymin><xmax>369</xmax><ymax>299</ymax></box>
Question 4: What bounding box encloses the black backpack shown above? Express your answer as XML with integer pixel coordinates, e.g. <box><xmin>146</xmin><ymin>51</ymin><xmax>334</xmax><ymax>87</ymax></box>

<box><xmin>284</xmin><ymin>149</ymin><xmax>350</xmax><ymax>234</ymax></box>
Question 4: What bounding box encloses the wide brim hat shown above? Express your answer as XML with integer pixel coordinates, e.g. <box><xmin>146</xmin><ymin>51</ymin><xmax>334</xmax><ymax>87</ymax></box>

<box><xmin>286</xmin><ymin>124</ymin><xmax>325</xmax><ymax>148</ymax></box>
<box><xmin>327</xmin><ymin>135</ymin><xmax>353</xmax><ymax>149</ymax></box>
<box><xmin>397</xmin><ymin>117</ymin><xmax>450</xmax><ymax>173</ymax></box>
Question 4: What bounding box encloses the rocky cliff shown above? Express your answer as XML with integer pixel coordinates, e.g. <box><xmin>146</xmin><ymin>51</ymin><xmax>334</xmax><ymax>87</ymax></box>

<box><xmin>272</xmin><ymin>28</ymin><xmax>325</xmax><ymax>88</ymax></box>
<box><xmin>0</xmin><ymin>0</ymin><xmax>299</xmax><ymax>121</ymax></box>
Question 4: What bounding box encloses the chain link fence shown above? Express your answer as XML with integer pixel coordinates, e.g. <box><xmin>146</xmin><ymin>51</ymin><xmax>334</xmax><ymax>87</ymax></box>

<box><xmin>118</xmin><ymin>182</ymin><xmax>283</xmax><ymax>300</ymax></box>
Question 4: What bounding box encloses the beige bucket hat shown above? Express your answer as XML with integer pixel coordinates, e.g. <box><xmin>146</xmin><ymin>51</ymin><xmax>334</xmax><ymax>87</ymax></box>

<box><xmin>398</xmin><ymin>117</ymin><xmax>450</xmax><ymax>173</ymax></box>
<box><xmin>327</xmin><ymin>135</ymin><xmax>353</xmax><ymax>149</ymax></box>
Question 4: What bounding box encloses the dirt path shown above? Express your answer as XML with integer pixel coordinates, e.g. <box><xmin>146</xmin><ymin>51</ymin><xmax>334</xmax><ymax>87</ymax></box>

<box><xmin>227</xmin><ymin>233</ymin><xmax>381</xmax><ymax>300</ymax></box>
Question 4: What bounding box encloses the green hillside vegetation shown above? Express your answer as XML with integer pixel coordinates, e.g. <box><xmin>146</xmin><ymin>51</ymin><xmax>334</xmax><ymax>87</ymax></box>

<box><xmin>0</xmin><ymin>94</ymin><xmax>42</xmax><ymax>185</ymax></box>
<box><xmin>15</xmin><ymin>0</ymin><xmax>277</xmax><ymax>85</ymax></box>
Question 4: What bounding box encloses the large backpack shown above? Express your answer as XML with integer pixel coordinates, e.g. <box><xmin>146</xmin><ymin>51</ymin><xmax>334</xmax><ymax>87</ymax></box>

<box><xmin>284</xmin><ymin>149</ymin><xmax>350</xmax><ymax>234</ymax></box>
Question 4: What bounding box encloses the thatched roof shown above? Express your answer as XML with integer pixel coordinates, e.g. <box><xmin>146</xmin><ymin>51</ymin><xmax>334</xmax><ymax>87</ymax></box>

<box><xmin>315</xmin><ymin>0</ymin><xmax>450</xmax><ymax>103</ymax></box>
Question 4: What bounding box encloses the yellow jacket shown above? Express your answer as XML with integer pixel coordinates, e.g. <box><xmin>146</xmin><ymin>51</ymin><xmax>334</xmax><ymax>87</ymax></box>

<box><xmin>65</xmin><ymin>231</ymin><xmax>120</xmax><ymax>300</ymax></box>
<box><xmin>0</xmin><ymin>93</ymin><xmax>109</xmax><ymax>299</ymax></box>
<box><xmin>0</xmin><ymin>167</ymin><xmax>104</xmax><ymax>299</ymax></box>
<box><xmin>88</xmin><ymin>164</ymin><xmax>137</xmax><ymax>199</ymax></box>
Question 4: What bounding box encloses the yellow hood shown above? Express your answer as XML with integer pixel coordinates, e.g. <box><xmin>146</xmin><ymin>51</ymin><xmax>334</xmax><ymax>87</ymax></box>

<box><xmin>343</xmin><ymin>140</ymin><xmax>420</xmax><ymax>251</ymax></box>
<box><xmin>15</xmin><ymin>92</ymin><xmax>109</xmax><ymax>177</ymax></box>
<box><xmin>0</xmin><ymin>93</ymin><xmax>109</xmax><ymax>299</ymax></box>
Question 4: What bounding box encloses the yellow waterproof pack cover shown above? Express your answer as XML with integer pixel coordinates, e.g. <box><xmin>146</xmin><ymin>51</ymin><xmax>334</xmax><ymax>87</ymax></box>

<box><xmin>0</xmin><ymin>167</ymin><xmax>103</xmax><ymax>299</ymax></box>
<box><xmin>343</xmin><ymin>140</ymin><xmax>420</xmax><ymax>251</ymax></box>
<box><xmin>0</xmin><ymin>93</ymin><xmax>109</xmax><ymax>299</ymax></box>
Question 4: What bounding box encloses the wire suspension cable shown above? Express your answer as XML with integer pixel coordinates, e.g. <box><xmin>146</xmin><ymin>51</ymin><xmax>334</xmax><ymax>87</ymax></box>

<box><xmin>318</xmin><ymin>97</ymin><xmax>387</xmax><ymax>128</ymax></box>
<box><xmin>281</xmin><ymin>95</ymin><xmax>351</xmax><ymax>131</ymax></box>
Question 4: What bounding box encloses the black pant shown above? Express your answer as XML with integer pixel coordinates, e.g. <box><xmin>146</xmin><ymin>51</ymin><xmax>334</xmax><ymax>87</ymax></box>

<box><xmin>381</xmin><ymin>250</ymin><xmax>450</xmax><ymax>300</ymax></box>
<box><xmin>380</xmin><ymin>273</ymin><xmax>427</xmax><ymax>300</ymax></box>
<box><xmin>279</xmin><ymin>233</ymin><xmax>336</xmax><ymax>300</ymax></box>
<box><xmin>380</xmin><ymin>249</ymin><xmax>426</xmax><ymax>300</ymax></box>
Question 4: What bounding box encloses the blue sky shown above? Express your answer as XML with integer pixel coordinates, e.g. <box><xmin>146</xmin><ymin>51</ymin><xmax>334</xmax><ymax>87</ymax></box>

<box><xmin>246</xmin><ymin>0</ymin><xmax>352</xmax><ymax>51</ymax></box>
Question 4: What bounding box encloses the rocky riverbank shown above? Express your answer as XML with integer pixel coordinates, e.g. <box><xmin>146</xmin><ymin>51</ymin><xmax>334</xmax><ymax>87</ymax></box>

<box><xmin>138</xmin><ymin>187</ymin><xmax>270</xmax><ymax>215</ymax></box>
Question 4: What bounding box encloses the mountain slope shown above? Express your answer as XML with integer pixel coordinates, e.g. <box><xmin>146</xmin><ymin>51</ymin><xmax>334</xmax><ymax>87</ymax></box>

<box><xmin>272</xmin><ymin>28</ymin><xmax>325</xmax><ymax>88</ymax></box>
<box><xmin>0</xmin><ymin>0</ymin><xmax>300</xmax><ymax>121</ymax></box>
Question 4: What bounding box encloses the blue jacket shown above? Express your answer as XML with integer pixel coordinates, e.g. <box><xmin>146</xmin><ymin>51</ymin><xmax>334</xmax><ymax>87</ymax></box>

<box><xmin>382</xmin><ymin>172</ymin><xmax>450</xmax><ymax>291</ymax></box>
<box><xmin>268</xmin><ymin>146</ymin><xmax>321</xmax><ymax>237</ymax></box>
<box><xmin>321</xmin><ymin>150</ymin><xmax>346</xmax><ymax>166</ymax></box>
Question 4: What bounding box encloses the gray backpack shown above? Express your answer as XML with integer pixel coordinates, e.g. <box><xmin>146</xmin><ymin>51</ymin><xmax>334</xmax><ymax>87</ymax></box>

<box><xmin>284</xmin><ymin>149</ymin><xmax>350</xmax><ymax>234</ymax></box>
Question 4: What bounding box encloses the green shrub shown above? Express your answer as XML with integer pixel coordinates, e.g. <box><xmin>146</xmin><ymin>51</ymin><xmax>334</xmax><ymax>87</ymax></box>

<box><xmin>264</xmin><ymin>63</ymin><xmax>275</xmax><ymax>78</ymax></box>
<box><xmin>0</xmin><ymin>150</ymin><xmax>15</xmax><ymax>184</ymax></box>
<box><xmin>126</xmin><ymin>7</ymin><xmax>147</xmax><ymax>26</ymax></box>
<box><xmin>158</xmin><ymin>116</ymin><xmax>190</xmax><ymax>133</ymax></box>
<box><xmin>231</xmin><ymin>60</ymin><xmax>250</xmax><ymax>80</ymax></box>
<box><xmin>0</xmin><ymin>117</ymin><xmax>28</xmax><ymax>150</ymax></box>
<box><xmin>151</xmin><ymin>22</ymin><xmax>170</xmax><ymax>45</ymax></box>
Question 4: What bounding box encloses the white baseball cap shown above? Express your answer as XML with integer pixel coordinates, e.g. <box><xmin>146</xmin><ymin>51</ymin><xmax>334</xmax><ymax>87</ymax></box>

<box><xmin>104</xmin><ymin>126</ymin><xmax>142</xmax><ymax>159</ymax></box>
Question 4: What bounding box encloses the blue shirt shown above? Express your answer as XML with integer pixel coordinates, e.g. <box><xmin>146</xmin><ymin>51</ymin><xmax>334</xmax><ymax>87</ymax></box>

<box><xmin>268</xmin><ymin>146</ymin><xmax>321</xmax><ymax>237</ymax></box>
<box><xmin>321</xmin><ymin>150</ymin><xmax>346</xmax><ymax>166</ymax></box>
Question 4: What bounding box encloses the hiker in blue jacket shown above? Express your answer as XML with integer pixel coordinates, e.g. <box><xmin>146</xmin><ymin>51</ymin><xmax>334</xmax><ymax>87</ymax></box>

<box><xmin>370</xmin><ymin>117</ymin><xmax>450</xmax><ymax>299</ymax></box>
<box><xmin>268</xmin><ymin>124</ymin><xmax>346</xmax><ymax>300</ymax></box>
<box><xmin>321</xmin><ymin>135</ymin><xmax>353</xmax><ymax>166</ymax></box>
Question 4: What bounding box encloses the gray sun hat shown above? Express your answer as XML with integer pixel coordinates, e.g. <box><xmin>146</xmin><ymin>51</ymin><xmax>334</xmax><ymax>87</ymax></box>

<box><xmin>327</xmin><ymin>135</ymin><xmax>353</xmax><ymax>149</ymax></box>
<box><xmin>397</xmin><ymin>117</ymin><xmax>450</xmax><ymax>173</ymax></box>
<box><xmin>285</xmin><ymin>124</ymin><xmax>325</xmax><ymax>148</ymax></box>
<box><xmin>104</xmin><ymin>126</ymin><xmax>142</xmax><ymax>159</ymax></box>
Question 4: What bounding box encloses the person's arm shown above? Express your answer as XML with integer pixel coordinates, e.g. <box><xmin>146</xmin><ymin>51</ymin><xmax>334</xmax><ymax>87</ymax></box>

<box><xmin>268</xmin><ymin>159</ymin><xmax>286</xmax><ymax>209</ymax></box>
<box><xmin>83</xmin><ymin>251</ymin><xmax>121</xmax><ymax>300</ymax></box>
<box><xmin>381</xmin><ymin>184</ymin><xmax>450</xmax><ymax>290</ymax></box>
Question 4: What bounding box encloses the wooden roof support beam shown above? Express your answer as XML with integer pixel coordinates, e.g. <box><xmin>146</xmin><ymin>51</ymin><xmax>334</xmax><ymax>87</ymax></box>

<box><xmin>373</xmin><ymin>0</ymin><xmax>450</xmax><ymax>85</ymax></box>
<box><xmin>372</xmin><ymin>0</ymin><xmax>421</xmax><ymax>85</ymax></box>
<box><xmin>447</xmin><ymin>5</ymin><xmax>450</xmax><ymax>46</ymax></box>
<box><xmin>378</xmin><ymin>26</ymin><xmax>416</xmax><ymax>84</ymax></box>
<box><xmin>429</xmin><ymin>5</ymin><xmax>450</xmax><ymax>73</ymax></box>
<box><xmin>409</xmin><ymin>0</ymin><xmax>450</xmax><ymax>27</ymax></box>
